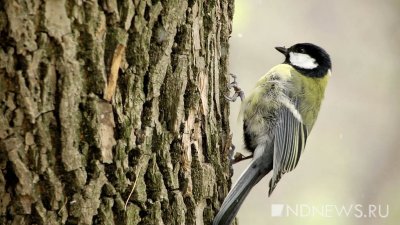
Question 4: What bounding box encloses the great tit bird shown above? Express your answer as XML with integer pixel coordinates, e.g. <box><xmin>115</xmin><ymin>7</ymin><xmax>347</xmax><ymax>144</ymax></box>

<box><xmin>214</xmin><ymin>43</ymin><xmax>331</xmax><ymax>225</ymax></box>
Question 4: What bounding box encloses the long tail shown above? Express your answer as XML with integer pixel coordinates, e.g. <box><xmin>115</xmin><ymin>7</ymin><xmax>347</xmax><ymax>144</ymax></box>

<box><xmin>213</xmin><ymin>144</ymin><xmax>273</xmax><ymax>225</ymax></box>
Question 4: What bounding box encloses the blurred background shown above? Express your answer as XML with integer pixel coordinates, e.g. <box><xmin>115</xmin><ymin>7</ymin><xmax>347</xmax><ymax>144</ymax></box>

<box><xmin>228</xmin><ymin>0</ymin><xmax>400</xmax><ymax>224</ymax></box>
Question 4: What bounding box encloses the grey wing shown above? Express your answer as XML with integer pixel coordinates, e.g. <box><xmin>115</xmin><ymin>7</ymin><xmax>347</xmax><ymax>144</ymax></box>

<box><xmin>268</xmin><ymin>98</ymin><xmax>309</xmax><ymax>196</ymax></box>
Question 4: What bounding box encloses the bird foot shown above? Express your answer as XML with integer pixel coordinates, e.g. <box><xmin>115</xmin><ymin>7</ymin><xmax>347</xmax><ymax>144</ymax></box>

<box><xmin>227</xmin><ymin>144</ymin><xmax>253</xmax><ymax>164</ymax></box>
<box><xmin>225</xmin><ymin>73</ymin><xmax>245</xmax><ymax>102</ymax></box>
<box><xmin>232</xmin><ymin>152</ymin><xmax>253</xmax><ymax>164</ymax></box>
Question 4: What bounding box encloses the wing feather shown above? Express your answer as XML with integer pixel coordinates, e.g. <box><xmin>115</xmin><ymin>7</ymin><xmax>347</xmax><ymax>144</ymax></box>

<box><xmin>269</xmin><ymin>98</ymin><xmax>309</xmax><ymax>195</ymax></box>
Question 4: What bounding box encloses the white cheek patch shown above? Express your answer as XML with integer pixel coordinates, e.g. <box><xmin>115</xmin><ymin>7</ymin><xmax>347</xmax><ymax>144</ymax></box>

<box><xmin>289</xmin><ymin>52</ymin><xmax>318</xmax><ymax>69</ymax></box>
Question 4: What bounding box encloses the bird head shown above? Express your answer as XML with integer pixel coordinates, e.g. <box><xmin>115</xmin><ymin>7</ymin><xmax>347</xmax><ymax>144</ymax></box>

<box><xmin>275</xmin><ymin>43</ymin><xmax>331</xmax><ymax>77</ymax></box>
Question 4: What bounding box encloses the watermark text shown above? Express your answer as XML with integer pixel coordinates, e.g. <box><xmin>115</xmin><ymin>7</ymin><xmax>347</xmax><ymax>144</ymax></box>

<box><xmin>271</xmin><ymin>203</ymin><xmax>389</xmax><ymax>218</ymax></box>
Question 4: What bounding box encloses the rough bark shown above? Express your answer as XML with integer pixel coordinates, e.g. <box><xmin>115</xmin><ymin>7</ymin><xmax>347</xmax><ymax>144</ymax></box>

<box><xmin>0</xmin><ymin>0</ymin><xmax>234</xmax><ymax>224</ymax></box>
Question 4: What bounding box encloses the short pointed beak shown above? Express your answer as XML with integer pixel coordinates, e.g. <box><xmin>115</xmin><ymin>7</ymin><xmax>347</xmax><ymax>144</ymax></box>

<box><xmin>275</xmin><ymin>46</ymin><xmax>287</xmax><ymax>55</ymax></box>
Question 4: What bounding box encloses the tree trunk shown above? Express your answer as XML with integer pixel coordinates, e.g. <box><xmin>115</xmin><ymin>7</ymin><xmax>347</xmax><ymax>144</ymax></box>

<box><xmin>0</xmin><ymin>0</ymin><xmax>234</xmax><ymax>224</ymax></box>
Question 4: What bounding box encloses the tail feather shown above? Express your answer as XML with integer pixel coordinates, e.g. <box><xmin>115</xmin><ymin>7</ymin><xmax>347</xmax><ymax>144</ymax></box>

<box><xmin>213</xmin><ymin>145</ymin><xmax>273</xmax><ymax>225</ymax></box>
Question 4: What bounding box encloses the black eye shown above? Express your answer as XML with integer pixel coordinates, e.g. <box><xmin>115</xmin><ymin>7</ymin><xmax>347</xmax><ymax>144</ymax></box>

<box><xmin>299</xmin><ymin>48</ymin><xmax>306</xmax><ymax>53</ymax></box>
